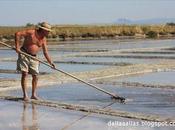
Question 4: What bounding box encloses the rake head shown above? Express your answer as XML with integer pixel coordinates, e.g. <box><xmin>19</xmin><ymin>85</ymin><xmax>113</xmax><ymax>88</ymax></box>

<box><xmin>111</xmin><ymin>95</ymin><xmax>126</xmax><ymax>103</ymax></box>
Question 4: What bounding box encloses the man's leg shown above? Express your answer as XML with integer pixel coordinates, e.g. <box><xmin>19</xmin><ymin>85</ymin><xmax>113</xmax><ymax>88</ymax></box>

<box><xmin>31</xmin><ymin>75</ymin><xmax>39</xmax><ymax>100</ymax></box>
<box><xmin>21</xmin><ymin>71</ymin><xmax>29</xmax><ymax>101</ymax></box>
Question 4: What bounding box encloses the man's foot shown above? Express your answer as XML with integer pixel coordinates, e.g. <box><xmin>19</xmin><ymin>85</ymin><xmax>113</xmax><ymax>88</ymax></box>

<box><xmin>31</xmin><ymin>95</ymin><xmax>39</xmax><ymax>100</ymax></box>
<box><xmin>23</xmin><ymin>97</ymin><xmax>29</xmax><ymax>101</ymax></box>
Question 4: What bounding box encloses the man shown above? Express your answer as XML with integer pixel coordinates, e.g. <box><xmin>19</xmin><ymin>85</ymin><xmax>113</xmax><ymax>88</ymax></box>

<box><xmin>15</xmin><ymin>22</ymin><xmax>55</xmax><ymax>101</ymax></box>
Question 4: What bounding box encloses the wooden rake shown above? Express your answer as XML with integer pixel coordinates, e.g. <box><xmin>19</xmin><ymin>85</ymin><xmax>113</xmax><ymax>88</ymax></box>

<box><xmin>0</xmin><ymin>41</ymin><xmax>125</xmax><ymax>102</ymax></box>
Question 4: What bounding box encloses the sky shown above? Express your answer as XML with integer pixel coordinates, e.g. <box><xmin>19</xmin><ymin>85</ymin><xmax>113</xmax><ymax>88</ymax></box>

<box><xmin>0</xmin><ymin>0</ymin><xmax>175</xmax><ymax>26</ymax></box>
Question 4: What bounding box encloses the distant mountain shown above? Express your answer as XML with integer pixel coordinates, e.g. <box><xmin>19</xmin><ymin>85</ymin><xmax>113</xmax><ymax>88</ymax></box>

<box><xmin>115</xmin><ymin>18</ymin><xmax>175</xmax><ymax>24</ymax></box>
<box><xmin>116</xmin><ymin>18</ymin><xmax>133</xmax><ymax>24</ymax></box>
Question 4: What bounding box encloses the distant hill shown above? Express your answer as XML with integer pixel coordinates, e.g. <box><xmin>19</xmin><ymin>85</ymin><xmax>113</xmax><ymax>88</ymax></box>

<box><xmin>115</xmin><ymin>18</ymin><xmax>175</xmax><ymax>24</ymax></box>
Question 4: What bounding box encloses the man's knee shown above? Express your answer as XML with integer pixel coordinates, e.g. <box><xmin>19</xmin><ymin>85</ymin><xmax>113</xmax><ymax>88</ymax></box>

<box><xmin>22</xmin><ymin>71</ymin><xmax>28</xmax><ymax>77</ymax></box>
<box><xmin>32</xmin><ymin>75</ymin><xmax>38</xmax><ymax>80</ymax></box>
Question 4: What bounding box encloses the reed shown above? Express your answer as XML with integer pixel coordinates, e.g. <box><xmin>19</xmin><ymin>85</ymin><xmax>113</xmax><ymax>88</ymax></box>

<box><xmin>0</xmin><ymin>24</ymin><xmax>175</xmax><ymax>40</ymax></box>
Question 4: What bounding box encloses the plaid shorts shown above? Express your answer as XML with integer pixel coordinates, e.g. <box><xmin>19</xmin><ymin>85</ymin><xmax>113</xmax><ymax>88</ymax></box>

<box><xmin>17</xmin><ymin>53</ymin><xmax>39</xmax><ymax>75</ymax></box>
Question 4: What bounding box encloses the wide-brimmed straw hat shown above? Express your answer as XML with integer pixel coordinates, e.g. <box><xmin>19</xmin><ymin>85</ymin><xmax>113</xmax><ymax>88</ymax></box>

<box><xmin>37</xmin><ymin>22</ymin><xmax>52</xmax><ymax>32</ymax></box>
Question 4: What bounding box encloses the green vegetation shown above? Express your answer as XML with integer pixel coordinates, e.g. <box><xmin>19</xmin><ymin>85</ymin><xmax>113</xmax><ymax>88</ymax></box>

<box><xmin>147</xmin><ymin>31</ymin><xmax>158</xmax><ymax>38</ymax></box>
<box><xmin>0</xmin><ymin>24</ymin><xmax>175</xmax><ymax>41</ymax></box>
<box><xmin>0</xmin><ymin>26</ymin><xmax>34</xmax><ymax>39</ymax></box>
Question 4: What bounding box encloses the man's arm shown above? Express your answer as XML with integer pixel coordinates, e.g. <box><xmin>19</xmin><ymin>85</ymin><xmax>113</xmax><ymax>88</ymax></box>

<box><xmin>15</xmin><ymin>30</ymin><xmax>28</xmax><ymax>53</ymax></box>
<box><xmin>42</xmin><ymin>40</ymin><xmax>55</xmax><ymax>68</ymax></box>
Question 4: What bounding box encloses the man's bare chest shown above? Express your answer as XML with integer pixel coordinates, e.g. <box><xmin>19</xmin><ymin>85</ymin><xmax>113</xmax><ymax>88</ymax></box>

<box><xmin>25</xmin><ymin>34</ymin><xmax>43</xmax><ymax>47</ymax></box>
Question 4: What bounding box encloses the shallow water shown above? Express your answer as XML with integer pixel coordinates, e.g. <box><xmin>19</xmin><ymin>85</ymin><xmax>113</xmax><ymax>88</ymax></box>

<box><xmin>0</xmin><ymin>99</ymin><xmax>160</xmax><ymax>130</ymax></box>
<box><xmin>0</xmin><ymin>61</ymin><xmax>16</xmax><ymax>70</ymax></box>
<box><xmin>8</xmin><ymin>83</ymin><xmax>175</xmax><ymax>118</ymax></box>
<box><xmin>113</xmin><ymin>71</ymin><xmax>175</xmax><ymax>85</ymax></box>
<box><xmin>1</xmin><ymin>39</ymin><xmax>175</xmax><ymax>57</ymax></box>
<box><xmin>0</xmin><ymin>60</ymin><xmax>107</xmax><ymax>74</ymax></box>
<box><xmin>2</xmin><ymin>39</ymin><xmax>175</xmax><ymax>129</ymax></box>
<box><xmin>1</xmin><ymin>39</ymin><xmax>175</xmax><ymax>74</ymax></box>
<box><xmin>40</xmin><ymin>63</ymin><xmax>108</xmax><ymax>73</ymax></box>
<box><xmin>0</xmin><ymin>49</ymin><xmax>17</xmax><ymax>58</ymax></box>
<box><xmin>0</xmin><ymin>73</ymin><xmax>20</xmax><ymax>79</ymax></box>
<box><xmin>64</xmin><ymin>56</ymin><xmax>160</xmax><ymax>64</ymax></box>
<box><xmin>48</xmin><ymin>39</ymin><xmax>175</xmax><ymax>51</ymax></box>
<box><xmin>1</xmin><ymin>98</ymin><xmax>174</xmax><ymax>130</ymax></box>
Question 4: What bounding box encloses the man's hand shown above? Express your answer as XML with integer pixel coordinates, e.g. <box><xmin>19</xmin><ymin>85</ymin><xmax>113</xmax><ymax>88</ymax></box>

<box><xmin>51</xmin><ymin>63</ymin><xmax>56</xmax><ymax>69</ymax></box>
<box><xmin>16</xmin><ymin>48</ymin><xmax>21</xmax><ymax>53</ymax></box>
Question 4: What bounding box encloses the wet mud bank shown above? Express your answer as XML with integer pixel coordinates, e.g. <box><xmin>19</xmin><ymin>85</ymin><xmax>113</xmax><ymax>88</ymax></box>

<box><xmin>0</xmin><ymin>95</ymin><xmax>174</xmax><ymax>123</ymax></box>
<box><xmin>1</xmin><ymin>61</ymin><xmax>175</xmax><ymax>91</ymax></box>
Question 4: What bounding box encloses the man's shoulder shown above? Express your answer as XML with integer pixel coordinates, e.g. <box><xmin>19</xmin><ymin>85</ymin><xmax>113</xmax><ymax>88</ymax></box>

<box><xmin>25</xmin><ymin>29</ymin><xmax>35</xmax><ymax>34</ymax></box>
<box><xmin>16</xmin><ymin>29</ymin><xmax>35</xmax><ymax>35</ymax></box>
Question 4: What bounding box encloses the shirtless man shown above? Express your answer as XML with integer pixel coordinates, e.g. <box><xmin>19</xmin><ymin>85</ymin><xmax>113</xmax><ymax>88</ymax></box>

<box><xmin>15</xmin><ymin>22</ymin><xmax>55</xmax><ymax>101</ymax></box>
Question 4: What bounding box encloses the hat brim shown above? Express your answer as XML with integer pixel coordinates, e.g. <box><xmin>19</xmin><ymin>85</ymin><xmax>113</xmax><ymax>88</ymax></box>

<box><xmin>38</xmin><ymin>25</ymin><xmax>52</xmax><ymax>32</ymax></box>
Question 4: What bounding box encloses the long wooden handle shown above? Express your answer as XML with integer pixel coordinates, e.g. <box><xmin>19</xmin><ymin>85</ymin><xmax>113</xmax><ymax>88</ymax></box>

<box><xmin>0</xmin><ymin>41</ymin><xmax>125</xmax><ymax>101</ymax></box>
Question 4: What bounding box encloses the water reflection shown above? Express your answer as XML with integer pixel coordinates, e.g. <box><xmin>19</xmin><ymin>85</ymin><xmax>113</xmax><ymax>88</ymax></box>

<box><xmin>21</xmin><ymin>103</ymin><xmax>40</xmax><ymax>130</ymax></box>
